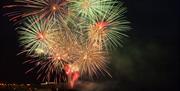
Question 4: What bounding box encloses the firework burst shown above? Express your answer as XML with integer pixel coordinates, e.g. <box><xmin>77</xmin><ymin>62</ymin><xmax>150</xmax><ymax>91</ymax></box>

<box><xmin>24</xmin><ymin>56</ymin><xmax>68</xmax><ymax>83</ymax></box>
<box><xmin>22</xmin><ymin>24</ymin><xmax>83</xmax><ymax>82</ymax></box>
<box><xmin>87</xmin><ymin>3</ymin><xmax>130</xmax><ymax>50</ymax></box>
<box><xmin>3</xmin><ymin>0</ymin><xmax>130</xmax><ymax>86</ymax></box>
<box><xmin>4</xmin><ymin>0</ymin><xmax>69</xmax><ymax>23</ymax></box>
<box><xmin>69</xmin><ymin>0</ymin><xmax>115</xmax><ymax>19</ymax></box>
<box><xmin>73</xmin><ymin>43</ymin><xmax>110</xmax><ymax>78</ymax></box>
<box><xmin>18</xmin><ymin>16</ymin><xmax>58</xmax><ymax>55</ymax></box>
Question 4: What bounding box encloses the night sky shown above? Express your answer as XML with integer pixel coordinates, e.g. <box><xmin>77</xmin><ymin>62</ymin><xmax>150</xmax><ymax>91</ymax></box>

<box><xmin>0</xmin><ymin>0</ymin><xmax>179</xmax><ymax>91</ymax></box>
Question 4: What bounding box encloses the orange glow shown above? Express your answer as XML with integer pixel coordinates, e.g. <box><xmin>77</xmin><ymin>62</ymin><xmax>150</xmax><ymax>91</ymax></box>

<box><xmin>83</xmin><ymin>54</ymin><xmax>88</xmax><ymax>60</ymax></box>
<box><xmin>95</xmin><ymin>21</ymin><xmax>109</xmax><ymax>30</ymax></box>
<box><xmin>54</xmin><ymin>54</ymin><xmax>62</xmax><ymax>60</ymax></box>
<box><xmin>52</xmin><ymin>5</ymin><xmax>58</xmax><ymax>11</ymax></box>
<box><xmin>64</xmin><ymin>64</ymin><xmax>72</xmax><ymax>75</ymax></box>
<box><xmin>52</xmin><ymin>53</ymin><xmax>69</xmax><ymax>61</ymax></box>
<box><xmin>37</xmin><ymin>32</ymin><xmax>45</xmax><ymax>40</ymax></box>
<box><xmin>57</xmin><ymin>56</ymin><xmax>61</xmax><ymax>60</ymax></box>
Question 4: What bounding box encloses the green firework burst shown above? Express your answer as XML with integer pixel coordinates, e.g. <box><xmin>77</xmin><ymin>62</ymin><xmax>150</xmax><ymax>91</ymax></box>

<box><xmin>69</xmin><ymin>0</ymin><xmax>116</xmax><ymax>19</ymax></box>
<box><xmin>87</xmin><ymin>2</ymin><xmax>130</xmax><ymax>50</ymax></box>
<box><xmin>18</xmin><ymin>16</ymin><xmax>58</xmax><ymax>55</ymax></box>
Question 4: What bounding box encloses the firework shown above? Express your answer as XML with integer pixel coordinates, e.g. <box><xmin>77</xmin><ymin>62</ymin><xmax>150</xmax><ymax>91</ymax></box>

<box><xmin>3</xmin><ymin>0</ymin><xmax>130</xmax><ymax>86</ymax></box>
<box><xmin>18</xmin><ymin>16</ymin><xmax>58</xmax><ymax>55</ymax></box>
<box><xmin>87</xmin><ymin>3</ymin><xmax>130</xmax><ymax>50</ymax></box>
<box><xmin>4</xmin><ymin>0</ymin><xmax>69</xmax><ymax>22</ymax></box>
<box><xmin>24</xmin><ymin>56</ymin><xmax>68</xmax><ymax>83</ymax></box>
<box><xmin>69</xmin><ymin>0</ymin><xmax>115</xmax><ymax>19</ymax></box>
<box><xmin>64</xmin><ymin>64</ymin><xmax>80</xmax><ymax>88</ymax></box>
<box><xmin>22</xmin><ymin>24</ymin><xmax>82</xmax><ymax>82</ymax></box>
<box><xmin>73</xmin><ymin>43</ymin><xmax>110</xmax><ymax>78</ymax></box>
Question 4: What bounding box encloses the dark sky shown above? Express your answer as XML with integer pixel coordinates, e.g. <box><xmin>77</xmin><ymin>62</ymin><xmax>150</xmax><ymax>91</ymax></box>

<box><xmin>0</xmin><ymin>0</ymin><xmax>179</xmax><ymax>91</ymax></box>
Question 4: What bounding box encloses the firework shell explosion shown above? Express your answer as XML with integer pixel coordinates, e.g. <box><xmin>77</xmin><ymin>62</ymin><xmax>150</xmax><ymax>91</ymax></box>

<box><xmin>3</xmin><ymin>0</ymin><xmax>130</xmax><ymax>88</ymax></box>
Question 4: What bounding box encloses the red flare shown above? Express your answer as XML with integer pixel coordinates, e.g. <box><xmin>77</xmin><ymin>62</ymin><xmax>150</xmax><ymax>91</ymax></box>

<box><xmin>71</xmin><ymin>71</ymin><xmax>80</xmax><ymax>82</ymax></box>
<box><xmin>95</xmin><ymin>21</ymin><xmax>109</xmax><ymax>30</ymax></box>
<box><xmin>69</xmin><ymin>71</ymin><xmax>80</xmax><ymax>88</ymax></box>
<box><xmin>64</xmin><ymin>64</ymin><xmax>80</xmax><ymax>88</ymax></box>
<box><xmin>37</xmin><ymin>32</ymin><xmax>45</xmax><ymax>40</ymax></box>
<box><xmin>64</xmin><ymin>64</ymin><xmax>72</xmax><ymax>75</ymax></box>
